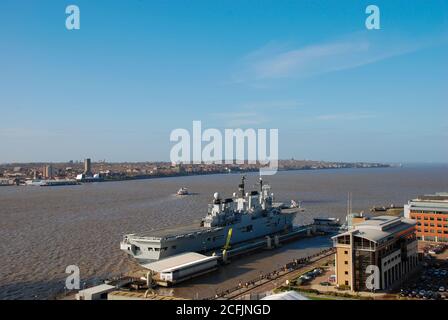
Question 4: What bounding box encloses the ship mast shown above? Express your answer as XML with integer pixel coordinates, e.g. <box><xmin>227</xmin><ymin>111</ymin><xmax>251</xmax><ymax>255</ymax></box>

<box><xmin>238</xmin><ymin>175</ymin><xmax>246</xmax><ymax>197</ymax></box>
<box><xmin>346</xmin><ymin>192</ymin><xmax>353</xmax><ymax>229</ymax></box>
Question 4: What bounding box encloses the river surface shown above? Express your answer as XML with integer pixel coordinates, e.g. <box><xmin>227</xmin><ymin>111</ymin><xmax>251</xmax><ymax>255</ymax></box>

<box><xmin>0</xmin><ymin>165</ymin><xmax>447</xmax><ymax>299</ymax></box>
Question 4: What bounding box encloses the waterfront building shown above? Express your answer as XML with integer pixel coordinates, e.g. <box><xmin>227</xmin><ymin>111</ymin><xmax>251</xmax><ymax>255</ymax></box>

<box><xmin>332</xmin><ymin>216</ymin><xmax>418</xmax><ymax>292</ymax></box>
<box><xmin>84</xmin><ymin>158</ymin><xmax>92</xmax><ymax>176</ymax></box>
<box><xmin>404</xmin><ymin>192</ymin><xmax>448</xmax><ymax>242</ymax></box>
<box><xmin>43</xmin><ymin>165</ymin><xmax>54</xmax><ymax>179</ymax></box>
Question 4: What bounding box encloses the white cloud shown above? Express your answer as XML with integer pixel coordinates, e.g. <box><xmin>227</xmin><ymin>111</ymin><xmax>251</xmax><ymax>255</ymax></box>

<box><xmin>240</xmin><ymin>99</ymin><xmax>303</xmax><ymax>110</ymax></box>
<box><xmin>233</xmin><ymin>31</ymin><xmax>436</xmax><ymax>82</ymax></box>
<box><xmin>211</xmin><ymin>99</ymin><xmax>301</xmax><ymax>127</ymax></box>
<box><xmin>212</xmin><ymin>112</ymin><xmax>267</xmax><ymax>127</ymax></box>
<box><xmin>315</xmin><ymin>113</ymin><xmax>376</xmax><ymax>121</ymax></box>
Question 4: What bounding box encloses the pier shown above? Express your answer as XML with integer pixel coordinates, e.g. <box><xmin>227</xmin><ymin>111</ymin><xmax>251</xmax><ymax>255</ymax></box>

<box><xmin>214</xmin><ymin>225</ymin><xmax>312</xmax><ymax>262</ymax></box>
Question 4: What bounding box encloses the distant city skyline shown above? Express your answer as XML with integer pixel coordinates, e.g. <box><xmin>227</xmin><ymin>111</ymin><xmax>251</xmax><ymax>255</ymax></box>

<box><xmin>0</xmin><ymin>0</ymin><xmax>447</xmax><ymax>163</ymax></box>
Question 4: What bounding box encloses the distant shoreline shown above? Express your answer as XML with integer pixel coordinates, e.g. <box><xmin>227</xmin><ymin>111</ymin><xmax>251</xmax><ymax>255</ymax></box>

<box><xmin>0</xmin><ymin>165</ymin><xmax>395</xmax><ymax>187</ymax></box>
<box><xmin>47</xmin><ymin>165</ymin><xmax>394</xmax><ymax>185</ymax></box>
<box><xmin>0</xmin><ymin>161</ymin><xmax>393</xmax><ymax>187</ymax></box>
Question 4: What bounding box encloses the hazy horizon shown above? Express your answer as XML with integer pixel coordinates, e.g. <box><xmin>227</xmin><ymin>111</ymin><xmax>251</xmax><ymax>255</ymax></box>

<box><xmin>1</xmin><ymin>159</ymin><xmax>448</xmax><ymax>167</ymax></box>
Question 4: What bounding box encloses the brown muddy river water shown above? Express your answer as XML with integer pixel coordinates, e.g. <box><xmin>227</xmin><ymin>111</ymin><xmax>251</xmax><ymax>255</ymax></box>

<box><xmin>0</xmin><ymin>165</ymin><xmax>447</xmax><ymax>299</ymax></box>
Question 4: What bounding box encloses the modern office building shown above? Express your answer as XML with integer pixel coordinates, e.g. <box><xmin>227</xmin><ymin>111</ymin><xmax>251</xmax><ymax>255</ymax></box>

<box><xmin>332</xmin><ymin>216</ymin><xmax>418</xmax><ymax>292</ymax></box>
<box><xmin>404</xmin><ymin>192</ymin><xmax>448</xmax><ymax>242</ymax></box>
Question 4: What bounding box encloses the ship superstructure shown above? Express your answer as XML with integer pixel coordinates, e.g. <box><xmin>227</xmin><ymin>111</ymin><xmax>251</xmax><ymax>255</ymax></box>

<box><xmin>120</xmin><ymin>177</ymin><xmax>300</xmax><ymax>264</ymax></box>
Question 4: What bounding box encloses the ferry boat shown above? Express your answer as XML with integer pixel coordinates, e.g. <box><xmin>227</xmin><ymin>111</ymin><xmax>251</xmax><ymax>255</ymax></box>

<box><xmin>177</xmin><ymin>187</ymin><xmax>189</xmax><ymax>196</ymax></box>
<box><xmin>40</xmin><ymin>179</ymin><xmax>79</xmax><ymax>187</ymax></box>
<box><xmin>25</xmin><ymin>179</ymin><xmax>79</xmax><ymax>187</ymax></box>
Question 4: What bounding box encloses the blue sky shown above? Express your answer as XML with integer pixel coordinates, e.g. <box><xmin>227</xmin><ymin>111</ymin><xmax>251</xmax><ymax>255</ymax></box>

<box><xmin>0</xmin><ymin>0</ymin><xmax>447</xmax><ymax>163</ymax></box>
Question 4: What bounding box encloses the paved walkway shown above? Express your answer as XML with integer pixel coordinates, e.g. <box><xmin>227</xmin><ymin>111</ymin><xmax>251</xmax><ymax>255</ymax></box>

<box><xmin>214</xmin><ymin>250</ymin><xmax>335</xmax><ymax>300</ymax></box>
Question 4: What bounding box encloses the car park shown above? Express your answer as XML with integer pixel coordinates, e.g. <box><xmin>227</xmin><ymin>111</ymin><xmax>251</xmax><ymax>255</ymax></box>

<box><xmin>399</xmin><ymin>255</ymin><xmax>448</xmax><ymax>300</ymax></box>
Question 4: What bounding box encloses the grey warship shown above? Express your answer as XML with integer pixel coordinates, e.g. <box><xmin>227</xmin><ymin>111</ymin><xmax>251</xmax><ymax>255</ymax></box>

<box><xmin>120</xmin><ymin>177</ymin><xmax>300</xmax><ymax>265</ymax></box>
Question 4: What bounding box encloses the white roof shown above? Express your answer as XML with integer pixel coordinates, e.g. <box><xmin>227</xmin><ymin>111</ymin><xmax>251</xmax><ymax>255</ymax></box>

<box><xmin>142</xmin><ymin>252</ymin><xmax>218</xmax><ymax>273</ymax></box>
<box><xmin>261</xmin><ymin>291</ymin><xmax>309</xmax><ymax>300</ymax></box>
<box><xmin>78</xmin><ymin>284</ymin><xmax>115</xmax><ymax>295</ymax></box>
<box><xmin>333</xmin><ymin>216</ymin><xmax>416</xmax><ymax>243</ymax></box>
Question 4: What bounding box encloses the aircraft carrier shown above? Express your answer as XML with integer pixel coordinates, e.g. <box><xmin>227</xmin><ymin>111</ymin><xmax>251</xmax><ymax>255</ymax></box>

<box><xmin>120</xmin><ymin>176</ymin><xmax>302</xmax><ymax>265</ymax></box>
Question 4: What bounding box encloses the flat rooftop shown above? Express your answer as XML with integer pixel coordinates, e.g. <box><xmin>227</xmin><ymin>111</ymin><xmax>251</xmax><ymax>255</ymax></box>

<box><xmin>142</xmin><ymin>252</ymin><xmax>218</xmax><ymax>273</ymax></box>
<box><xmin>356</xmin><ymin>215</ymin><xmax>399</xmax><ymax>229</ymax></box>
<box><xmin>414</xmin><ymin>192</ymin><xmax>448</xmax><ymax>202</ymax></box>
<box><xmin>131</xmin><ymin>222</ymin><xmax>217</xmax><ymax>240</ymax></box>
<box><xmin>77</xmin><ymin>284</ymin><xmax>115</xmax><ymax>296</ymax></box>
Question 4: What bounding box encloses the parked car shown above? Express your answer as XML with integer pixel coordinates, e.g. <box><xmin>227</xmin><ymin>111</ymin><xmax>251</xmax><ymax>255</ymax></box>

<box><xmin>311</xmin><ymin>268</ymin><xmax>323</xmax><ymax>276</ymax></box>
<box><xmin>300</xmin><ymin>275</ymin><xmax>312</xmax><ymax>282</ymax></box>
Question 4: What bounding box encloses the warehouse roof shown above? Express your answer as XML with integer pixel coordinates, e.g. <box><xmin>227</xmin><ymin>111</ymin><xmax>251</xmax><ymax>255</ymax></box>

<box><xmin>142</xmin><ymin>252</ymin><xmax>218</xmax><ymax>273</ymax></box>
<box><xmin>77</xmin><ymin>284</ymin><xmax>115</xmax><ymax>296</ymax></box>
<box><xmin>416</xmin><ymin>192</ymin><xmax>448</xmax><ymax>201</ymax></box>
